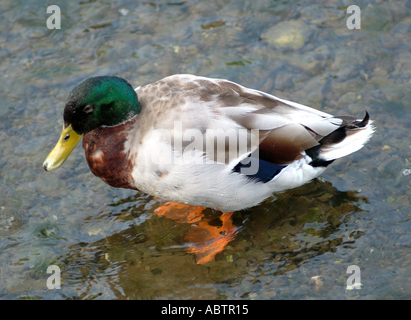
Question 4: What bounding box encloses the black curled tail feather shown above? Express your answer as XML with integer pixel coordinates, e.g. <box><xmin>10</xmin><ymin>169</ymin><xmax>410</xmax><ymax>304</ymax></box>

<box><xmin>318</xmin><ymin>111</ymin><xmax>369</xmax><ymax>147</ymax></box>
<box><xmin>306</xmin><ymin>111</ymin><xmax>370</xmax><ymax>167</ymax></box>
<box><xmin>352</xmin><ymin>111</ymin><xmax>369</xmax><ymax>128</ymax></box>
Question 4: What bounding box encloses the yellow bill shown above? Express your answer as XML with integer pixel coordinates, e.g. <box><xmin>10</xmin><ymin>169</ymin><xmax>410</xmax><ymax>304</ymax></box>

<box><xmin>43</xmin><ymin>124</ymin><xmax>83</xmax><ymax>171</ymax></box>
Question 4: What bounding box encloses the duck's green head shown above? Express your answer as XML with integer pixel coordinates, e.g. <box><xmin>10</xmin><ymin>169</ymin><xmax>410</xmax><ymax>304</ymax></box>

<box><xmin>43</xmin><ymin>76</ymin><xmax>141</xmax><ymax>172</ymax></box>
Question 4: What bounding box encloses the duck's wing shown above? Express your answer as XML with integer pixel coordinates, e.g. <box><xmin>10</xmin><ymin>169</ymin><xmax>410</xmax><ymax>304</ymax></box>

<box><xmin>212</xmin><ymin>77</ymin><xmax>373</xmax><ymax>164</ymax></box>
<box><xmin>136</xmin><ymin>75</ymin><xmax>372</xmax><ymax>180</ymax></box>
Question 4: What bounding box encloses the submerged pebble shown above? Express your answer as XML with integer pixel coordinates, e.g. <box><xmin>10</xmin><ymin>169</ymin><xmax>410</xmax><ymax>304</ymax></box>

<box><xmin>261</xmin><ymin>20</ymin><xmax>308</xmax><ymax>50</ymax></box>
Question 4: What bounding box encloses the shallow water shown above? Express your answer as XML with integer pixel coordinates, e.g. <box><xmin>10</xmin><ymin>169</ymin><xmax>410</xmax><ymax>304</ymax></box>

<box><xmin>1</xmin><ymin>0</ymin><xmax>411</xmax><ymax>300</ymax></box>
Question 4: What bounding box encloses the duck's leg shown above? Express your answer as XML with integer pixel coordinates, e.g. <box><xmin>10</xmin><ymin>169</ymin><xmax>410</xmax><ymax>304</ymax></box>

<box><xmin>186</xmin><ymin>212</ymin><xmax>237</xmax><ymax>265</ymax></box>
<box><xmin>154</xmin><ymin>202</ymin><xmax>237</xmax><ymax>264</ymax></box>
<box><xmin>154</xmin><ymin>202</ymin><xmax>206</xmax><ymax>223</ymax></box>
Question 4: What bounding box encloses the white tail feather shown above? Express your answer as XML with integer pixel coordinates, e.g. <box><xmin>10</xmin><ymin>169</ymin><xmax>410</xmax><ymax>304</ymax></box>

<box><xmin>320</xmin><ymin>121</ymin><xmax>375</xmax><ymax>161</ymax></box>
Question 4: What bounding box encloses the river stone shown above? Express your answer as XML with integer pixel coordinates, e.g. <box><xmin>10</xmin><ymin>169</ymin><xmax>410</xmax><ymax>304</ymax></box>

<box><xmin>261</xmin><ymin>20</ymin><xmax>308</xmax><ymax>50</ymax></box>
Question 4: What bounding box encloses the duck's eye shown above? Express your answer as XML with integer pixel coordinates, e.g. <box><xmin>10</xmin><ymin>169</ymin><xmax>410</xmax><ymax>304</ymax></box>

<box><xmin>64</xmin><ymin>134</ymin><xmax>70</xmax><ymax>141</ymax></box>
<box><xmin>83</xmin><ymin>105</ymin><xmax>94</xmax><ymax>114</ymax></box>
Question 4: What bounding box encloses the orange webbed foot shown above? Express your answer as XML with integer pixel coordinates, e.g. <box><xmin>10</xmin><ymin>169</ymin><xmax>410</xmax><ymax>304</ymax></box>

<box><xmin>154</xmin><ymin>202</ymin><xmax>237</xmax><ymax>264</ymax></box>
<box><xmin>186</xmin><ymin>212</ymin><xmax>237</xmax><ymax>265</ymax></box>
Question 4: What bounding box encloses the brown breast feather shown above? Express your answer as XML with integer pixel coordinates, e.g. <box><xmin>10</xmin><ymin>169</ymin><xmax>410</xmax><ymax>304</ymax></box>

<box><xmin>82</xmin><ymin>117</ymin><xmax>139</xmax><ymax>190</ymax></box>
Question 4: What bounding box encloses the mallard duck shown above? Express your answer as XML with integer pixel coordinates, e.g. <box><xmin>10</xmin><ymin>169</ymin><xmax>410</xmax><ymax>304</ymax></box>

<box><xmin>43</xmin><ymin>74</ymin><xmax>374</xmax><ymax>213</ymax></box>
